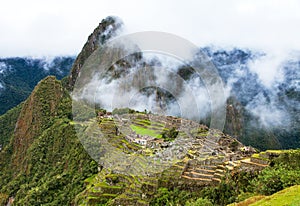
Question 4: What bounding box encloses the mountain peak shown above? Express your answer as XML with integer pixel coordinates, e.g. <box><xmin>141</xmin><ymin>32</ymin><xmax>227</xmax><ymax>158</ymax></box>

<box><xmin>67</xmin><ymin>16</ymin><xmax>123</xmax><ymax>90</ymax></box>
<box><xmin>12</xmin><ymin>76</ymin><xmax>65</xmax><ymax>171</ymax></box>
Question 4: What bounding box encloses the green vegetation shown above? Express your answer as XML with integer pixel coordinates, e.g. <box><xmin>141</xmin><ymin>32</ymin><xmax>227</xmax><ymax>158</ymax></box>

<box><xmin>0</xmin><ymin>77</ymin><xmax>97</xmax><ymax>205</ymax></box>
<box><xmin>161</xmin><ymin>127</ymin><xmax>179</xmax><ymax>141</ymax></box>
<box><xmin>0</xmin><ymin>49</ymin><xmax>298</xmax><ymax>205</ymax></box>
<box><xmin>250</xmin><ymin>185</ymin><xmax>300</xmax><ymax>206</ymax></box>
<box><xmin>230</xmin><ymin>185</ymin><xmax>300</xmax><ymax>206</ymax></box>
<box><xmin>186</xmin><ymin>198</ymin><xmax>213</xmax><ymax>206</ymax></box>
<box><xmin>0</xmin><ymin>104</ymin><xmax>22</xmax><ymax>148</ymax></box>
<box><xmin>1</xmin><ymin>77</ymin><xmax>299</xmax><ymax>206</ymax></box>
<box><xmin>0</xmin><ymin>57</ymin><xmax>74</xmax><ymax>115</ymax></box>
<box><xmin>130</xmin><ymin>124</ymin><xmax>162</xmax><ymax>138</ymax></box>
<box><xmin>112</xmin><ymin>107</ymin><xmax>136</xmax><ymax>115</ymax></box>
<box><xmin>149</xmin><ymin>150</ymin><xmax>300</xmax><ymax>206</ymax></box>
<box><xmin>150</xmin><ymin>187</ymin><xmax>194</xmax><ymax>206</ymax></box>
<box><xmin>72</xmin><ymin>100</ymin><xmax>95</xmax><ymax>121</ymax></box>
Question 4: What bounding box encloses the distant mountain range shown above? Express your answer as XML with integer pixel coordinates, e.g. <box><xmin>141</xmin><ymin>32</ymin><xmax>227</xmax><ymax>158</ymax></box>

<box><xmin>0</xmin><ymin>56</ymin><xmax>75</xmax><ymax>115</ymax></box>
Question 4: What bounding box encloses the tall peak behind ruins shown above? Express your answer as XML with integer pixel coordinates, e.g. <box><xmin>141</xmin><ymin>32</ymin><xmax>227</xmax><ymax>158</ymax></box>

<box><xmin>67</xmin><ymin>16</ymin><xmax>123</xmax><ymax>90</ymax></box>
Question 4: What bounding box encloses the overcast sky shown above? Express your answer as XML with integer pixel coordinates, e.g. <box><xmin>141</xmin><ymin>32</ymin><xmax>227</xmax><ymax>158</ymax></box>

<box><xmin>1</xmin><ymin>0</ymin><xmax>300</xmax><ymax>57</ymax></box>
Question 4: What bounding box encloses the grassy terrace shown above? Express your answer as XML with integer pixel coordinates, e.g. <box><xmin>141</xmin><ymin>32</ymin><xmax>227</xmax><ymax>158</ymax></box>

<box><xmin>130</xmin><ymin>124</ymin><xmax>162</xmax><ymax>138</ymax></box>
<box><xmin>133</xmin><ymin>119</ymin><xmax>165</xmax><ymax>129</ymax></box>
<box><xmin>129</xmin><ymin>116</ymin><xmax>171</xmax><ymax>138</ymax></box>
<box><xmin>252</xmin><ymin>149</ymin><xmax>298</xmax><ymax>160</ymax></box>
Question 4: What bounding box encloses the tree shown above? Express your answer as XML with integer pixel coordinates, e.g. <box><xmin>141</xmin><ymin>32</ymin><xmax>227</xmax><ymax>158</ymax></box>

<box><xmin>162</xmin><ymin>127</ymin><xmax>178</xmax><ymax>141</ymax></box>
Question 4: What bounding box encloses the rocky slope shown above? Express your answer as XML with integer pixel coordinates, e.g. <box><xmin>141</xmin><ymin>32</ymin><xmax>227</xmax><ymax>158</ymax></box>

<box><xmin>67</xmin><ymin>16</ymin><xmax>122</xmax><ymax>90</ymax></box>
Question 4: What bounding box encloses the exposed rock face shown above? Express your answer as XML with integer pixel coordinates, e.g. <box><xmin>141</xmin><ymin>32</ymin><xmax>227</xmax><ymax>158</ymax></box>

<box><xmin>224</xmin><ymin>96</ymin><xmax>244</xmax><ymax>138</ymax></box>
<box><xmin>12</xmin><ymin>76</ymin><xmax>65</xmax><ymax>172</ymax></box>
<box><xmin>67</xmin><ymin>16</ymin><xmax>123</xmax><ymax>90</ymax></box>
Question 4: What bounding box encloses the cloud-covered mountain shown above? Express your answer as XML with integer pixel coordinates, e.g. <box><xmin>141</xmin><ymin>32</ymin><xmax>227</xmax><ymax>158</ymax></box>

<box><xmin>203</xmin><ymin>47</ymin><xmax>300</xmax><ymax>149</ymax></box>
<box><xmin>71</xmin><ymin>25</ymin><xmax>299</xmax><ymax>150</ymax></box>
<box><xmin>0</xmin><ymin>56</ymin><xmax>75</xmax><ymax>114</ymax></box>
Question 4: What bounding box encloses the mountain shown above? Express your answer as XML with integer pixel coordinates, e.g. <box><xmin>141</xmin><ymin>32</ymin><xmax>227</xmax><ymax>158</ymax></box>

<box><xmin>0</xmin><ymin>16</ymin><xmax>299</xmax><ymax>205</ymax></box>
<box><xmin>68</xmin><ymin>36</ymin><xmax>299</xmax><ymax>150</ymax></box>
<box><xmin>203</xmin><ymin>48</ymin><xmax>300</xmax><ymax>150</ymax></box>
<box><xmin>0</xmin><ymin>56</ymin><xmax>74</xmax><ymax>115</ymax></box>
<box><xmin>0</xmin><ymin>16</ymin><xmax>126</xmax><ymax>205</ymax></box>
<box><xmin>0</xmin><ymin>76</ymin><xmax>98</xmax><ymax>205</ymax></box>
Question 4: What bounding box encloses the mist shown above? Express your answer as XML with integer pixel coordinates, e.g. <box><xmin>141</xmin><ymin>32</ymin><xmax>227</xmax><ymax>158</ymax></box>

<box><xmin>73</xmin><ymin>30</ymin><xmax>299</xmax><ymax>132</ymax></box>
<box><xmin>84</xmin><ymin>54</ymin><xmax>212</xmax><ymax>122</ymax></box>
<box><xmin>206</xmin><ymin>47</ymin><xmax>299</xmax><ymax>129</ymax></box>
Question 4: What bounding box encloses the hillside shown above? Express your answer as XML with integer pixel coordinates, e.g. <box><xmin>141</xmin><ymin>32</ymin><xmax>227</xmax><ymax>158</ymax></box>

<box><xmin>249</xmin><ymin>185</ymin><xmax>300</xmax><ymax>206</ymax></box>
<box><xmin>0</xmin><ymin>76</ymin><xmax>98</xmax><ymax>205</ymax></box>
<box><xmin>229</xmin><ymin>185</ymin><xmax>300</xmax><ymax>206</ymax></box>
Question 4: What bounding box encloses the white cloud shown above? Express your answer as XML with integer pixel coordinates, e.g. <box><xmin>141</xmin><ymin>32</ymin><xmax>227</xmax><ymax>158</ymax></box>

<box><xmin>0</xmin><ymin>0</ymin><xmax>300</xmax><ymax>57</ymax></box>
<box><xmin>245</xmin><ymin>92</ymin><xmax>290</xmax><ymax>128</ymax></box>
<box><xmin>0</xmin><ymin>62</ymin><xmax>7</xmax><ymax>74</ymax></box>
<box><xmin>247</xmin><ymin>52</ymin><xmax>286</xmax><ymax>88</ymax></box>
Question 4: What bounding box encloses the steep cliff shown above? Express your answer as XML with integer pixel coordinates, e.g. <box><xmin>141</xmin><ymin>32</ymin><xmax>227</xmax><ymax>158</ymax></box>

<box><xmin>0</xmin><ymin>76</ymin><xmax>97</xmax><ymax>205</ymax></box>
<box><xmin>67</xmin><ymin>16</ymin><xmax>123</xmax><ymax>90</ymax></box>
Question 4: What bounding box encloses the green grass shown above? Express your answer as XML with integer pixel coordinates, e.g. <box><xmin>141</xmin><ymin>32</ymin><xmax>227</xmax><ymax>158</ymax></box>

<box><xmin>250</xmin><ymin>185</ymin><xmax>300</xmax><ymax>206</ymax></box>
<box><xmin>266</xmin><ymin>150</ymin><xmax>286</xmax><ymax>154</ymax></box>
<box><xmin>231</xmin><ymin>185</ymin><xmax>300</xmax><ymax>206</ymax></box>
<box><xmin>227</xmin><ymin>195</ymin><xmax>265</xmax><ymax>206</ymax></box>
<box><xmin>252</xmin><ymin>153</ymin><xmax>260</xmax><ymax>158</ymax></box>
<box><xmin>85</xmin><ymin>174</ymin><xmax>97</xmax><ymax>183</ymax></box>
<box><xmin>130</xmin><ymin>124</ymin><xmax>162</xmax><ymax>138</ymax></box>
<box><xmin>250</xmin><ymin>151</ymin><xmax>267</xmax><ymax>159</ymax></box>
<box><xmin>134</xmin><ymin>119</ymin><xmax>151</xmax><ymax>125</ymax></box>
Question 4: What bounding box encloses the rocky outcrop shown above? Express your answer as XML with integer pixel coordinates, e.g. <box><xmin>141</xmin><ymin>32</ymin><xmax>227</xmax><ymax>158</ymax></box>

<box><xmin>224</xmin><ymin>96</ymin><xmax>244</xmax><ymax>138</ymax></box>
<box><xmin>67</xmin><ymin>16</ymin><xmax>123</xmax><ymax>90</ymax></box>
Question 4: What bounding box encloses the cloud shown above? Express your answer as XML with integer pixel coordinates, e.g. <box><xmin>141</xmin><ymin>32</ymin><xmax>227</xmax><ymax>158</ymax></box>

<box><xmin>247</xmin><ymin>52</ymin><xmax>286</xmax><ymax>88</ymax></box>
<box><xmin>1</xmin><ymin>0</ymin><xmax>300</xmax><ymax>56</ymax></box>
<box><xmin>74</xmin><ymin>50</ymin><xmax>215</xmax><ymax>122</ymax></box>
<box><xmin>0</xmin><ymin>62</ymin><xmax>7</xmax><ymax>74</ymax></box>
<box><xmin>245</xmin><ymin>91</ymin><xmax>290</xmax><ymax>128</ymax></box>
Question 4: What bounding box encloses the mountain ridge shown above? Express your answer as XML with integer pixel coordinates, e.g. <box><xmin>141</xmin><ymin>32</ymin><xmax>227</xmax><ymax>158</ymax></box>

<box><xmin>0</xmin><ymin>56</ymin><xmax>74</xmax><ymax>115</ymax></box>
